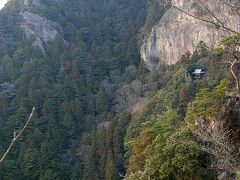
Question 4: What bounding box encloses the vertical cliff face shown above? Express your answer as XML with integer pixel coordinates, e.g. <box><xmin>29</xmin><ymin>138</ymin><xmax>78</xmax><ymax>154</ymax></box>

<box><xmin>19</xmin><ymin>0</ymin><xmax>64</xmax><ymax>54</ymax></box>
<box><xmin>141</xmin><ymin>0</ymin><xmax>240</xmax><ymax>71</ymax></box>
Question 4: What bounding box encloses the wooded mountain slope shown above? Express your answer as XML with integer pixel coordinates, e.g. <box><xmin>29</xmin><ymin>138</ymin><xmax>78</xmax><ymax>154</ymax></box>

<box><xmin>0</xmin><ymin>0</ymin><xmax>239</xmax><ymax>180</ymax></box>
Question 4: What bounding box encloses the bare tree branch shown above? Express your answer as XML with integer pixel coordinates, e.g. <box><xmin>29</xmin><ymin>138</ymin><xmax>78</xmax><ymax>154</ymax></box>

<box><xmin>192</xmin><ymin>96</ymin><xmax>240</xmax><ymax>174</ymax></box>
<box><xmin>197</xmin><ymin>0</ymin><xmax>225</xmax><ymax>27</ymax></box>
<box><xmin>229</xmin><ymin>59</ymin><xmax>240</xmax><ymax>96</ymax></box>
<box><xmin>222</xmin><ymin>37</ymin><xmax>240</xmax><ymax>96</ymax></box>
<box><xmin>0</xmin><ymin>107</ymin><xmax>36</xmax><ymax>164</ymax></box>
<box><xmin>162</xmin><ymin>0</ymin><xmax>240</xmax><ymax>35</ymax></box>
<box><xmin>195</xmin><ymin>122</ymin><xmax>240</xmax><ymax>173</ymax></box>
<box><xmin>218</xmin><ymin>0</ymin><xmax>240</xmax><ymax>16</ymax></box>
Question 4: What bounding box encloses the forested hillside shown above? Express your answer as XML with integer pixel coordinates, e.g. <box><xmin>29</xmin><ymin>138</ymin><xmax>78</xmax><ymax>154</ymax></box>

<box><xmin>125</xmin><ymin>40</ymin><xmax>240</xmax><ymax>179</ymax></box>
<box><xmin>0</xmin><ymin>0</ymin><xmax>165</xmax><ymax>179</ymax></box>
<box><xmin>0</xmin><ymin>0</ymin><xmax>239</xmax><ymax>180</ymax></box>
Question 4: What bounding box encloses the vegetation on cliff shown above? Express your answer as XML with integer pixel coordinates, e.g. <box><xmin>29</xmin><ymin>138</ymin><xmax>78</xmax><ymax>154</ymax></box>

<box><xmin>0</xmin><ymin>0</ymin><xmax>239</xmax><ymax>179</ymax></box>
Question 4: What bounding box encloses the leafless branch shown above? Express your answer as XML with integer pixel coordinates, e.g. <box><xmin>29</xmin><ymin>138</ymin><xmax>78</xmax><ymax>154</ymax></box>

<box><xmin>229</xmin><ymin>59</ymin><xmax>240</xmax><ymax>95</ymax></box>
<box><xmin>222</xmin><ymin>39</ymin><xmax>240</xmax><ymax>96</ymax></box>
<box><xmin>218</xmin><ymin>0</ymin><xmax>240</xmax><ymax>16</ymax></box>
<box><xmin>162</xmin><ymin>0</ymin><xmax>240</xmax><ymax>35</ymax></box>
<box><xmin>194</xmin><ymin>116</ymin><xmax>240</xmax><ymax>173</ymax></box>
<box><xmin>0</xmin><ymin>107</ymin><xmax>36</xmax><ymax>164</ymax></box>
<box><xmin>197</xmin><ymin>0</ymin><xmax>225</xmax><ymax>27</ymax></box>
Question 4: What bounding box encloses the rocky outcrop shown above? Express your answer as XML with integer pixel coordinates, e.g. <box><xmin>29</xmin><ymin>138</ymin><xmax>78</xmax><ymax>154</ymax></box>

<box><xmin>197</xmin><ymin>97</ymin><xmax>240</xmax><ymax>179</ymax></box>
<box><xmin>20</xmin><ymin>11</ymin><xmax>60</xmax><ymax>54</ymax></box>
<box><xmin>141</xmin><ymin>0</ymin><xmax>240</xmax><ymax>71</ymax></box>
<box><xmin>24</xmin><ymin>0</ymin><xmax>63</xmax><ymax>7</ymax></box>
<box><xmin>0</xmin><ymin>82</ymin><xmax>15</xmax><ymax>99</ymax></box>
<box><xmin>113</xmin><ymin>80</ymin><xmax>143</xmax><ymax>113</ymax></box>
<box><xmin>0</xmin><ymin>29</ymin><xmax>12</xmax><ymax>44</ymax></box>
<box><xmin>20</xmin><ymin>0</ymin><xmax>65</xmax><ymax>54</ymax></box>
<box><xmin>24</xmin><ymin>0</ymin><xmax>42</xmax><ymax>7</ymax></box>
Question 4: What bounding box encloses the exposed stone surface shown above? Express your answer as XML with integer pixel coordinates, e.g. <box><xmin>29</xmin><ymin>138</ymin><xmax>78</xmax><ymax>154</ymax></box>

<box><xmin>0</xmin><ymin>29</ymin><xmax>12</xmax><ymax>44</ymax></box>
<box><xmin>24</xmin><ymin>0</ymin><xmax>42</xmax><ymax>7</ymax></box>
<box><xmin>141</xmin><ymin>0</ymin><xmax>240</xmax><ymax>71</ymax></box>
<box><xmin>0</xmin><ymin>82</ymin><xmax>15</xmax><ymax>99</ymax></box>
<box><xmin>113</xmin><ymin>80</ymin><xmax>143</xmax><ymax>113</ymax></box>
<box><xmin>19</xmin><ymin>0</ymin><xmax>66</xmax><ymax>54</ymax></box>
<box><xmin>20</xmin><ymin>11</ymin><xmax>60</xmax><ymax>54</ymax></box>
<box><xmin>24</xmin><ymin>0</ymin><xmax>64</xmax><ymax>7</ymax></box>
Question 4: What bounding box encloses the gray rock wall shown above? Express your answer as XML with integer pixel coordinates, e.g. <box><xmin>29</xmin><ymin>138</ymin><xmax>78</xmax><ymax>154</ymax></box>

<box><xmin>20</xmin><ymin>11</ymin><xmax>59</xmax><ymax>54</ymax></box>
<box><xmin>141</xmin><ymin>0</ymin><xmax>240</xmax><ymax>71</ymax></box>
<box><xmin>20</xmin><ymin>0</ymin><xmax>65</xmax><ymax>54</ymax></box>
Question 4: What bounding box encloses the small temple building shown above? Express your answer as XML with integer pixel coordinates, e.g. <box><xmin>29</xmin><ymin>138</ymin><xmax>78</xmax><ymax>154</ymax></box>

<box><xmin>192</xmin><ymin>69</ymin><xmax>205</xmax><ymax>79</ymax></box>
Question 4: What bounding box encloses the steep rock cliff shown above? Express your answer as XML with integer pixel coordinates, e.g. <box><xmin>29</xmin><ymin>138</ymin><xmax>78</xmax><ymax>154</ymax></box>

<box><xmin>20</xmin><ymin>0</ymin><xmax>64</xmax><ymax>54</ymax></box>
<box><xmin>20</xmin><ymin>11</ymin><xmax>61</xmax><ymax>54</ymax></box>
<box><xmin>141</xmin><ymin>0</ymin><xmax>240</xmax><ymax>70</ymax></box>
<box><xmin>24</xmin><ymin>0</ymin><xmax>42</xmax><ymax>7</ymax></box>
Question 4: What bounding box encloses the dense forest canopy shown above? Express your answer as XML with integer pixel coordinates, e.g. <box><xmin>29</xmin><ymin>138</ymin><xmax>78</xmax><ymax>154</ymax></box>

<box><xmin>0</xmin><ymin>0</ymin><xmax>239</xmax><ymax>179</ymax></box>
<box><xmin>0</xmin><ymin>0</ymin><xmax>165</xmax><ymax>179</ymax></box>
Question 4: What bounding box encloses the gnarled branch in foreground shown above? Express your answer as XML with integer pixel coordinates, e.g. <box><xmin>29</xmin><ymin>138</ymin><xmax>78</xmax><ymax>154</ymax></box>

<box><xmin>0</xmin><ymin>107</ymin><xmax>36</xmax><ymax>164</ymax></box>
